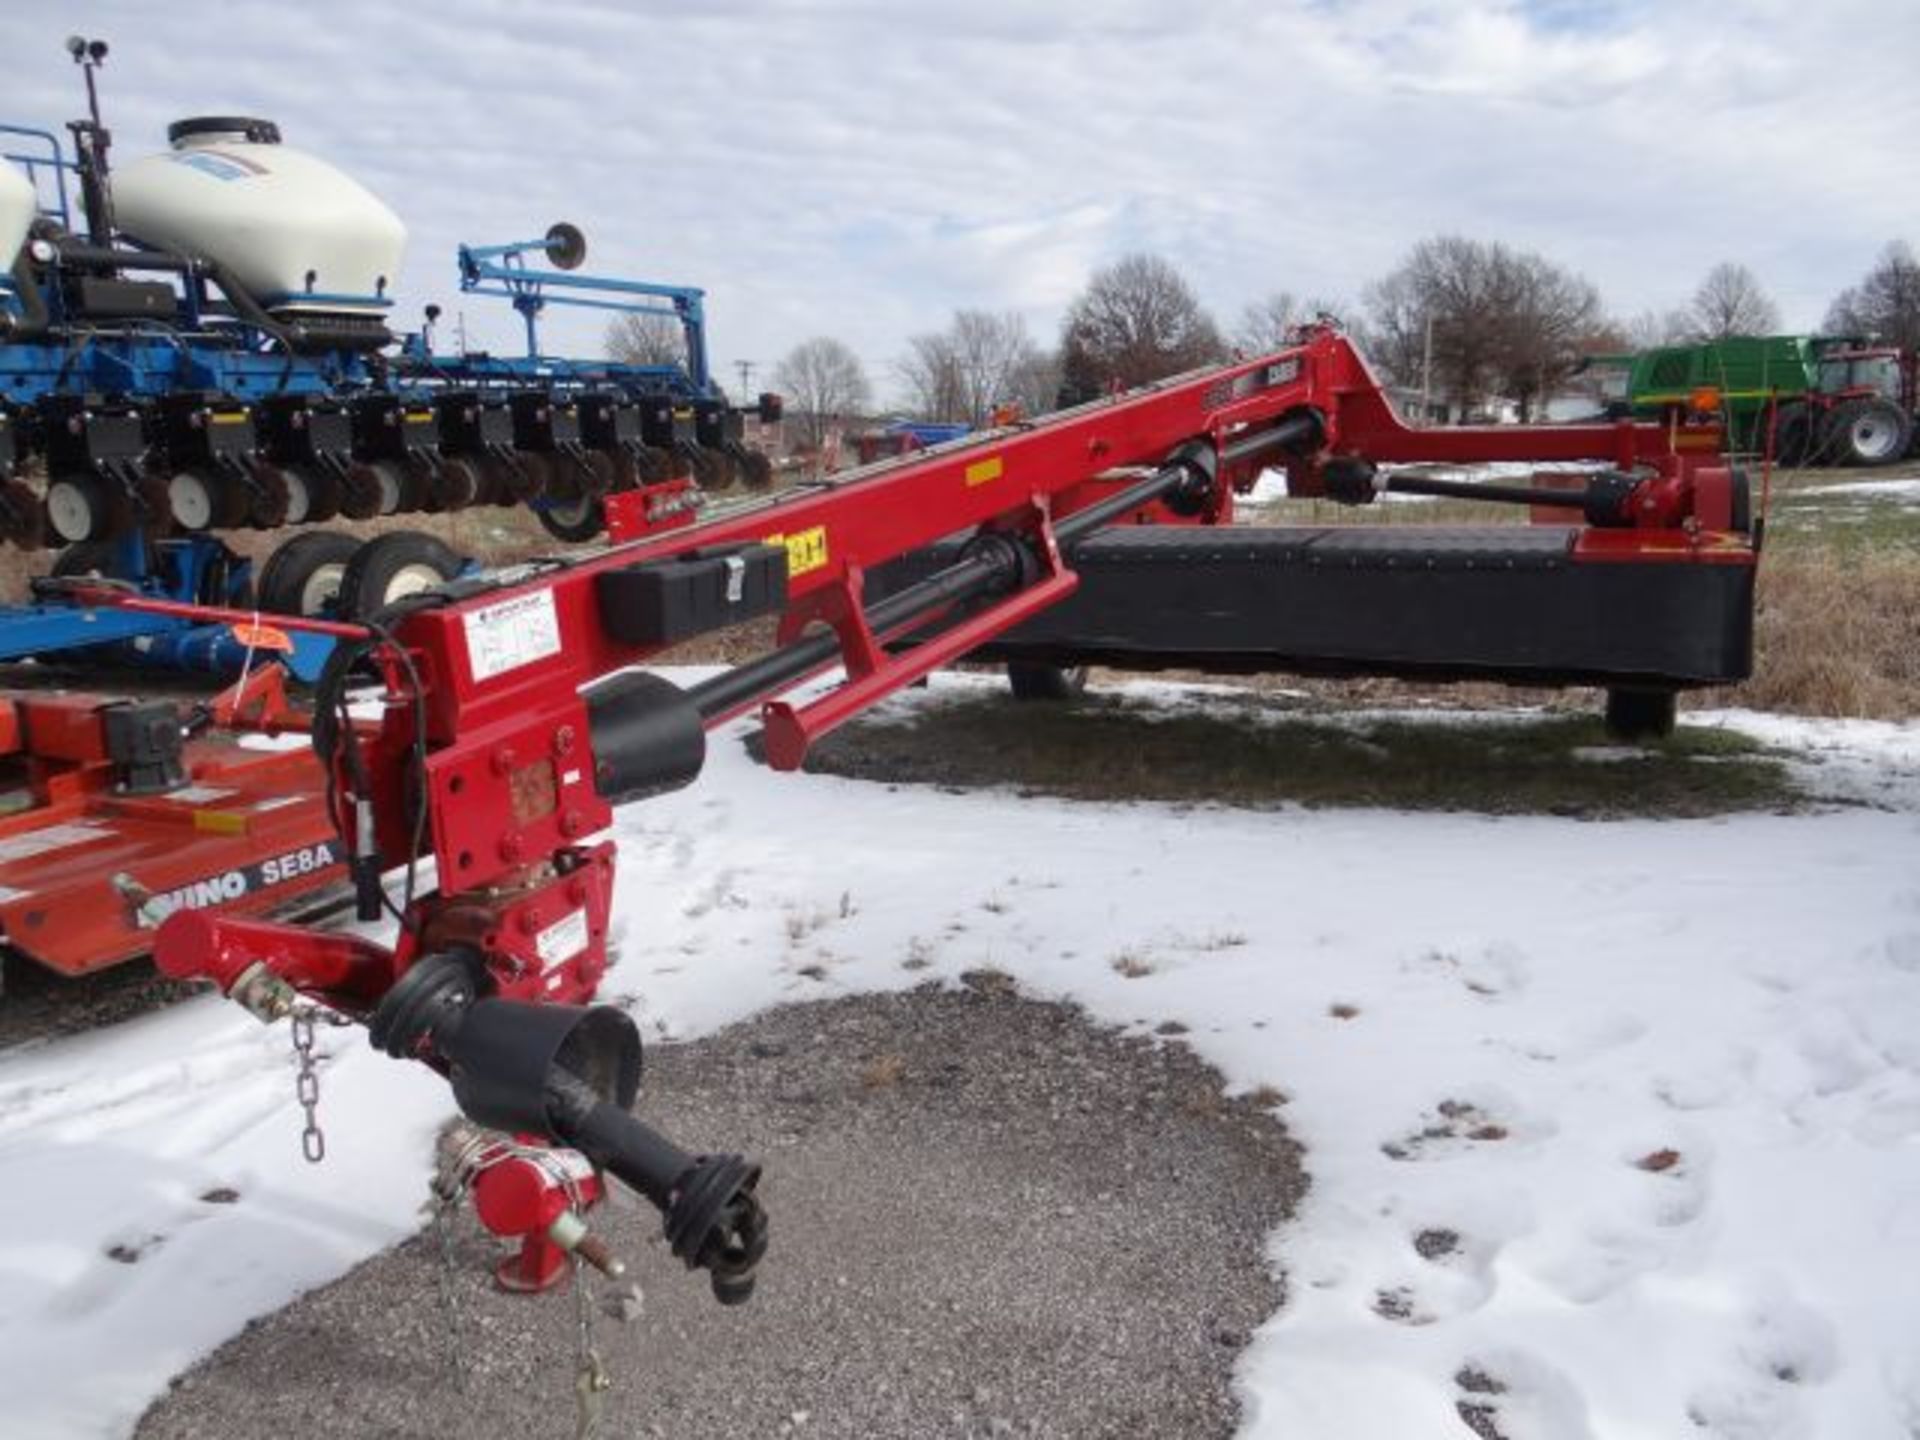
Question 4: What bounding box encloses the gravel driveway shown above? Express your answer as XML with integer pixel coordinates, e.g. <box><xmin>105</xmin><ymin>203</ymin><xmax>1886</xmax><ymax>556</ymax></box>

<box><xmin>139</xmin><ymin>979</ymin><xmax>1302</xmax><ymax>1439</ymax></box>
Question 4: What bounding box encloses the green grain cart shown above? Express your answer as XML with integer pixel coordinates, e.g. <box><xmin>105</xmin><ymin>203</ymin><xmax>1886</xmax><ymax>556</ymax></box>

<box><xmin>1619</xmin><ymin>335</ymin><xmax>1915</xmax><ymax>467</ymax></box>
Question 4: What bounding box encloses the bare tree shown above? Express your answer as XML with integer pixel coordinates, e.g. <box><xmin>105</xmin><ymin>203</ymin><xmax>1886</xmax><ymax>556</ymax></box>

<box><xmin>899</xmin><ymin>311</ymin><xmax>1066</xmax><ymax>424</ymax></box>
<box><xmin>1825</xmin><ymin>241</ymin><xmax>1920</xmax><ymax>354</ymax></box>
<box><xmin>1687</xmin><ymin>262</ymin><xmax>1781</xmax><ymax>340</ymax></box>
<box><xmin>773</xmin><ymin>336</ymin><xmax>871</xmax><ymax>452</ymax></box>
<box><xmin>1492</xmin><ymin>253</ymin><xmax>1606</xmax><ymax>421</ymax></box>
<box><xmin>897</xmin><ymin>331</ymin><xmax>965</xmax><ymax>422</ymax></box>
<box><xmin>1005</xmin><ymin>347</ymin><xmax>1063</xmax><ymax>419</ymax></box>
<box><xmin>1058</xmin><ymin>254</ymin><xmax>1225</xmax><ymax>402</ymax></box>
<box><xmin>605</xmin><ymin>311</ymin><xmax>686</xmax><ymax>367</ymax></box>
<box><xmin>1621</xmin><ymin>307</ymin><xmax>1694</xmax><ymax>349</ymax></box>
<box><xmin>1361</xmin><ymin>235</ymin><xmax>1602</xmax><ymax>420</ymax></box>
<box><xmin>1232</xmin><ymin>291</ymin><xmax>1345</xmax><ymax>354</ymax></box>
<box><xmin>948</xmin><ymin>311</ymin><xmax>1041</xmax><ymax>425</ymax></box>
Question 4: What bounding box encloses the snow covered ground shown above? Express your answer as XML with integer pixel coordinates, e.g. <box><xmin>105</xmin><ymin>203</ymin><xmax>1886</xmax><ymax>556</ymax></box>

<box><xmin>1800</xmin><ymin>477</ymin><xmax>1920</xmax><ymax>503</ymax></box>
<box><xmin>3</xmin><ymin>673</ymin><xmax>1919</xmax><ymax>1438</ymax></box>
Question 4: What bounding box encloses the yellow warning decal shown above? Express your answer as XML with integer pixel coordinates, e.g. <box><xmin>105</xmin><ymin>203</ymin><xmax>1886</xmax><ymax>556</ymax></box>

<box><xmin>964</xmin><ymin>456</ymin><xmax>1004</xmax><ymax>488</ymax></box>
<box><xmin>764</xmin><ymin>526</ymin><xmax>830</xmax><ymax>579</ymax></box>
<box><xmin>209</xmin><ymin>412</ymin><xmax>250</xmax><ymax>425</ymax></box>
<box><xmin>193</xmin><ymin>811</ymin><xmax>248</xmax><ymax>836</ymax></box>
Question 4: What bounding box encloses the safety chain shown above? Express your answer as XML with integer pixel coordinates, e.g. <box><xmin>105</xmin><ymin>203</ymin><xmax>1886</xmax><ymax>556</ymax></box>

<box><xmin>430</xmin><ymin>1187</ymin><xmax>469</xmax><ymax>1393</ymax></box>
<box><xmin>573</xmin><ymin>1252</ymin><xmax>611</xmax><ymax>1439</ymax></box>
<box><xmin>427</xmin><ymin>1123</ymin><xmax>629</xmax><ymax>1428</ymax></box>
<box><xmin>288</xmin><ymin>1003</ymin><xmax>352</xmax><ymax>1164</ymax></box>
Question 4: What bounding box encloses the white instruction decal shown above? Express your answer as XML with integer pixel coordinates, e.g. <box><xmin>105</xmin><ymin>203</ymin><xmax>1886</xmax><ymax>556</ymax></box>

<box><xmin>0</xmin><ymin>823</ymin><xmax>112</xmax><ymax>864</ymax></box>
<box><xmin>464</xmin><ymin>590</ymin><xmax>562</xmax><ymax>682</ymax></box>
<box><xmin>535</xmin><ymin>909</ymin><xmax>591</xmax><ymax>969</ymax></box>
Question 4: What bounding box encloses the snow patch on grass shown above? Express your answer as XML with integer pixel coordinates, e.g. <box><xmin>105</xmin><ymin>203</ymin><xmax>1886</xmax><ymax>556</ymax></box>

<box><xmin>2</xmin><ymin>675</ymin><xmax>1917</xmax><ymax>1438</ymax></box>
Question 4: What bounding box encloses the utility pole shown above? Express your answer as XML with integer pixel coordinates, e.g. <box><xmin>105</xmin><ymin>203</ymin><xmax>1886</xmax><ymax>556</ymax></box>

<box><xmin>734</xmin><ymin>359</ymin><xmax>756</xmax><ymax>399</ymax></box>
<box><xmin>1420</xmin><ymin>313</ymin><xmax>1434</xmax><ymax>426</ymax></box>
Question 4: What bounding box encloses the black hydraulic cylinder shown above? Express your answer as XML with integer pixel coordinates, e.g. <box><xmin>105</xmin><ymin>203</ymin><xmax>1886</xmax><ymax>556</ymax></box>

<box><xmin>685</xmin><ymin>455</ymin><xmax>1201</xmax><ymax>723</ymax></box>
<box><xmin>1219</xmin><ymin>409</ymin><xmax>1324</xmax><ymax>467</ymax></box>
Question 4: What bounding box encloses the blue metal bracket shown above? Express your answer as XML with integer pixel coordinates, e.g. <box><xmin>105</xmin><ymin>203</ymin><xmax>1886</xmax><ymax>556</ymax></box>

<box><xmin>0</xmin><ymin>123</ymin><xmax>76</xmax><ymax>231</ymax></box>
<box><xmin>455</xmin><ymin>232</ymin><xmax>709</xmax><ymax>389</ymax></box>
<box><xmin>2</xmin><ymin>533</ymin><xmax>336</xmax><ymax>682</ymax></box>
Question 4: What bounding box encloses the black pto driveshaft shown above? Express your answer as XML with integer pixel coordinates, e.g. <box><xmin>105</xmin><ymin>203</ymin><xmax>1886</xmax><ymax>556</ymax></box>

<box><xmin>368</xmin><ymin>951</ymin><xmax>768</xmax><ymax>1304</ymax></box>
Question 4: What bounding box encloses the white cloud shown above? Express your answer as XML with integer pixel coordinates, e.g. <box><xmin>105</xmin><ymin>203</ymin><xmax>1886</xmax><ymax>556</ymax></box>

<box><xmin>5</xmin><ymin>1</ymin><xmax>1915</xmax><ymax>400</ymax></box>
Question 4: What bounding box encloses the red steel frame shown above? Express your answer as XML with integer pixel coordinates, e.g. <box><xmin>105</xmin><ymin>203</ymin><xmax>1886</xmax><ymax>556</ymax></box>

<box><xmin>0</xmin><ymin>666</ymin><xmax>345</xmax><ymax>976</ymax></box>
<box><xmin>107</xmin><ymin>326</ymin><xmax>1753</xmax><ymax>1290</ymax></box>
<box><xmin>150</xmin><ymin>324</ymin><xmax>1752</xmax><ymax>1009</ymax></box>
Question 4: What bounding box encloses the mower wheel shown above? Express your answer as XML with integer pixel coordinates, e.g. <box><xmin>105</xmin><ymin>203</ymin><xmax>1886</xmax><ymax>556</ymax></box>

<box><xmin>258</xmin><ymin>531</ymin><xmax>363</xmax><ymax>617</ymax></box>
<box><xmin>1603</xmin><ymin>686</ymin><xmax>1677</xmax><ymax>742</ymax></box>
<box><xmin>1007</xmin><ymin>662</ymin><xmax>1090</xmax><ymax>702</ymax></box>
<box><xmin>337</xmin><ymin>530</ymin><xmax>463</xmax><ymax>620</ymax></box>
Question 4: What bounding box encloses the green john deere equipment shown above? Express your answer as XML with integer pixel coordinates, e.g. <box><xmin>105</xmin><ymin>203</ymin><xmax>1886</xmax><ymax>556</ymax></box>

<box><xmin>1613</xmin><ymin>335</ymin><xmax>1915</xmax><ymax>467</ymax></box>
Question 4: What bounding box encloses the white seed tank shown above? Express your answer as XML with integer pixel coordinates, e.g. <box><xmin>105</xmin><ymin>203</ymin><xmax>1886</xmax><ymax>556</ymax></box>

<box><xmin>112</xmin><ymin>118</ymin><xmax>406</xmax><ymax>315</ymax></box>
<box><xmin>0</xmin><ymin>158</ymin><xmax>36</xmax><ymax>270</ymax></box>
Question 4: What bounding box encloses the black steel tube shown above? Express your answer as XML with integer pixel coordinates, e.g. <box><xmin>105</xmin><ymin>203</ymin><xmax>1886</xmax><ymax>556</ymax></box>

<box><xmin>685</xmin><ymin>458</ymin><xmax>1197</xmax><ymax>723</ymax></box>
<box><xmin>546</xmin><ymin>1067</ymin><xmax>767</xmax><ymax>1304</ymax></box>
<box><xmin>1381</xmin><ymin>474</ymin><xmax>1580</xmax><ymax>507</ymax></box>
<box><xmin>685</xmin><ymin>548</ymin><xmax>1003</xmax><ymax>721</ymax></box>
<box><xmin>52</xmin><ymin>240</ymin><xmax>191</xmax><ymax>272</ymax></box>
<box><xmin>1055</xmin><ymin>460</ymin><xmax>1191</xmax><ymax>541</ymax></box>
<box><xmin>547</xmin><ymin>1068</ymin><xmax>695</xmax><ymax>1207</ymax></box>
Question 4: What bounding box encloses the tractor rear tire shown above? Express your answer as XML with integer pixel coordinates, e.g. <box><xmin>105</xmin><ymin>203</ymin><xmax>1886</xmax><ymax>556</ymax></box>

<box><xmin>1007</xmin><ymin>662</ymin><xmax>1090</xmax><ymax>702</ymax></box>
<box><xmin>258</xmin><ymin>531</ymin><xmax>363</xmax><ymax>618</ymax></box>
<box><xmin>1604</xmin><ymin>686</ymin><xmax>1677</xmax><ymax>742</ymax></box>
<box><xmin>1771</xmin><ymin>403</ymin><xmax>1812</xmax><ymax>467</ymax></box>
<box><xmin>1828</xmin><ymin>398</ymin><xmax>1911</xmax><ymax>468</ymax></box>
<box><xmin>336</xmin><ymin>531</ymin><xmax>463</xmax><ymax>620</ymax></box>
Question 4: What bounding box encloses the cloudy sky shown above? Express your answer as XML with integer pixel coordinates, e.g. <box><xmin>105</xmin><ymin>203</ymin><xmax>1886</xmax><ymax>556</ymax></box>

<box><xmin>6</xmin><ymin>2</ymin><xmax>1914</xmax><ymax>400</ymax></box>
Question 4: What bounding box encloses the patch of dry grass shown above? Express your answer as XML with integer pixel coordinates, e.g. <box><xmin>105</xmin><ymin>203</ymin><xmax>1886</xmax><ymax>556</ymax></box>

<box><xmin>860</xmin><ymin>1053</ymin><xmax>907</xmax><ymax>1089</ymax></box>
<box><xmin>1111</xmin><ymin>950</ymin><xmax>1157</xmax><ymax>979</ymax></box>
<box><xmin>1710</xmin><ymin>546</ymin><xmax>1920</xmax><ymax>721</ymax></box>
<box><xmin>806</xmin><ymin>696</ymin><xmax>1797</xmax><ymax>819</ymax></box>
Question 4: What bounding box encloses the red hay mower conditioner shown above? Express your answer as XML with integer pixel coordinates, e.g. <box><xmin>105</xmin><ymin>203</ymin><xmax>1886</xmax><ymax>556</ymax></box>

<box><xmin>14</xmin><ymin>324</ymin><xmax>1755</xmax><ymax>1310</ymax></box>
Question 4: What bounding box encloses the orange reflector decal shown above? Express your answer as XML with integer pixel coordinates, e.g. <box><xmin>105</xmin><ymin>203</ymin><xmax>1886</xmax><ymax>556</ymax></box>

<box><xmin>230</xmin><ymin>621</ymin><xmax>294</xmax><ymax>653</ymax></box>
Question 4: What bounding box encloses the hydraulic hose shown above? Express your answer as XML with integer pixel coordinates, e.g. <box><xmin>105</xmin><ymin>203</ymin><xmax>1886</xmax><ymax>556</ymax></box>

<box><xmin>48</xmin><ymin>239</ymin><xmax>297</xmax><ymax>348</ymax></box>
